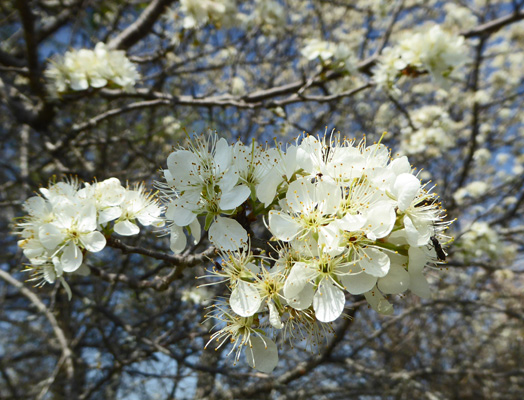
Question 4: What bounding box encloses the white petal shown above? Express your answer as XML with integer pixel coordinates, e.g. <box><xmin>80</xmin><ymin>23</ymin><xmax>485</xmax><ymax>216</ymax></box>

<box><xmin>230</xmin><ymin>280</ymin><xmax>261</xmax><ymax>317</ymax></box>
<box><xmin>167</xmin><ymin>150</ymin><xmax>199</xmax><ymax>185</ymax></box>
<box><xmin>340</xmin><ymin>271</ymin><xmax>377</xmax><ymax>294</ymax></box>
<box><xmin>283</xmin><ymin>262</ymin><xmax>316</xmax><ymax>299</ymax></box>
<box><xmin>318</xmin><ymin>223</ymin><xmax>344</xmax><ymax>255</ymax></box>
<box><xmin>208</xmin><ymin>216</ymin><xmax>247</xmax><ymax>251</ymax></box>
<box><xmin>389</xmin><ymin>156</ymin><xmax>411</xmax><ymax>175</ymax></box>
<box><xmin>286</xmin><ymin>179</ymin><xmax>315</xmax><ymax>213</ymax></box>
<box><xmin>256</xmin><ymin>169</ymin><xmax>282</xmax><ymax>206</ymax></box>
<box><xmin>168</xmin><ymin>196</ymin><xmax>199</xmax><ymax>226</ymax></box>
<box><xmin>61</xmin><ymin>242</ymin><xmax>83</xmax><ymax>272</ymax></box>
<box><xmin>316</xmin><ymin>180</ymin><xmax>341</xmax><ymax>214</ymax></box>
<box><xmin>268</xmin><ymin>211</ymin><xmax>301</xmax><ymax>242</ymax></box>
<box><xmin>42</xmin><ymin>264</ymin><xmax>56</xmax><ymax>283</ymax></box>
<box><xmin>394</xmin><ymin>173</ymin><xmax>420</xmax><ymax>211</ymax></box>
<box><xmin>408</xmin><ymin>246</ymin><xmax>428</xmax><ymax>274</ymax></box>
<box><xmin>219</xmin><ymin>185</ymin><xmax>251</xmax><ymax>210</ymax></box>
<box><xmin>409</xmin><ymin>272</ymin><xmax>431</xmax><ymax>298</ymax></box>
<box><xmin>189</xmin><ymin>218</ymin><xmax>201</xmax><ymax>245</ymax></box>
<box><xmin>39</xmin><ymin>223</ymin><xmax>64</xmax><ymax>250</ymax></box>
<box><xmin>286</xmin><ymin>282</ymin><xmax>315</xmax><ymax>310</ymax></box>
<box><xmin>268</xmin><ymin>301</ymin><xmax>283</xmax><ymax>329</ymax></box>
<box><xmin>359</xmin><ymin>248</ymin><xmax>390</xmax><ymax>277</ymax></box>
<box><xmin>364</xmin><ymin>287</ymin><xmax>394</xmax><ymax>315</ymax></box>
<box><xmin>245</xmin><ymin>336</ymin><xmax>278</xmax><ymax>373</ymax></box>
<box><xmin>81</xmin><ymin>231</ymin><xmax>106</xmax><ymax>252</ymax></box>
<box><xmin>339</xmin><ymin>212</ymin><xmax>366</xmax><ymax>231</ymax></box>
<box><xmin>377</xmin><ymin>265</ymin><xmax>410</xmax><ymax>294</ymax></box>
<box><xmin>214</xmin><ymin>138</ymin><xmax>232</xmax><ymax>173</ymax></box>
<box><xmin>114</xmin><ymin>220</ymin><xmax>140</xmax><ymax>236</ymax></box>
<box><xmin>365</xmin><ymin>201</ymin><xmax>395</xmax><ymax>240</ymax></box>
<box><xmin>98</xmin><ymin>206</ymin><xmax>122</xmax><ymax>224</ymax></box>
<box><xmin>170</xmin><ymin>225</ymin><xmax>187</xmax><ymax>254</ymax></box>
<box><xmin>404</xmin><ymin>216</ymin><xmax>431</xmax><ymax>246</ymax></box>
<box><xmin>59</xmin><ymin>277</ymin><xmax>72</xmax><ymax>301</ymax></box>
<box><xmin>78</xmin><ymin>204</ymin><xmax>98</xmax><ymax>232</ymax></box>
<box><xmin>218</xmin><ymin>167</ymin><xmax>238</xmax><ymax>193</ymax></box>
<box><xmin>313</xmin><ymin>279</ymin><xmax>345</xmax><ymax>323</ymax></box>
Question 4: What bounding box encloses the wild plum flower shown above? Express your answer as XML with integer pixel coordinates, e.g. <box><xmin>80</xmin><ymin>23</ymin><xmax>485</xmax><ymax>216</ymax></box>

<box><xmin>113</xmin><ymin>184</ymin><xmax>164</xmax><ymax>236</ymax></box>
<box><xmin>16</xmin><ymin>177</ymin><xmax>162</xmax><ymax>297</ymax></box>
<box><xmin>301</xmin><ymin>39</ymin><xmax>357</xmax><ymax>74</ymax></box>
<box><xmin>179</xmin><ymin>0</ymin><xmax>238</xmax><ymax>29</ymax></box>
<box><xmin>162</xmin><ymin>133</ymin><xmax>250</xmax><ymax>251</ymax></box>
<box><xmin>205</xmin><ymin>302</ymin><xmax>278</xmax><ymax>373</ymax></box>
<box><xmin>45</xmin><ymin>42</ymin><xmax>139</xmax><ymax>94</ymax></box>
<box><xmin>373</xmin><ymin>24</ymin><xmax>468</xmax><ymax>92</ymax></box>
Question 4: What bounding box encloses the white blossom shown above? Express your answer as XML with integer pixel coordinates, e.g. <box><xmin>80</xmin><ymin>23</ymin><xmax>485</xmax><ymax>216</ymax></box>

<box><xmin>45</xmin><ymin>42</ymin><xmax>140</xmax><ymax>94</ymax></box>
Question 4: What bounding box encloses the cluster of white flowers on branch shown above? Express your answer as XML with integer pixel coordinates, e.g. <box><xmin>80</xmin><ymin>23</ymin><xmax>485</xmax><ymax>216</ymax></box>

<box><xmin>301</xmin><ymin>39</ymin><xmax>357</xmax><ymax>75</ymax></box>
<box><xmin>373</xmin><ymin>25</ymin><xmax>468</xmax><ymax>93</ymax></box>
<box><xmin>159</xmin><ymin>131</ymin><xmax>451</xmax><ymax>373</ymax></box>
<box><xmin>16</xmin><ymin>178</ymin><xmax>163</xmax><ymax>298</ymax></box>
<box><xmin>45</xmin><ymin>42</ymin><xmax>140</xmax><ymax>93</ymax></box>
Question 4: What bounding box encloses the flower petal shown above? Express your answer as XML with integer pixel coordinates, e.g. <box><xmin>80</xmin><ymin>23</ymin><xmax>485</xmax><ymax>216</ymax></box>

<box><xmin>340</xmin><ymin>270</ymin><xmax>377</xmax><ymax>294</ymax></box>
<box><xmin>286</xmin><ymin>282</ymin><xmax>315</xmax><ymax>310</ymax></box>
<box><xmin>268</xmin><ymin>211</ymin><xmax>301</xmax><ymax>242</ymax></box>
<box><xmin>208</xmin><ymin>216</ymin><xmax>247</xmax><ymax>251</ymax></box>
<box><xmin>39</xmin><ymin>223</ymin><xmax>64</xmax><ymax>250</ymax></box>
<box><xmin>219</xmin><ymin>185</ymin><xmax>251</xmax><ymax>210</ymax></box>
<box><xmin>114</xmin><ymin>220</ymin><xmax>140</xmax><ymax>236</ymax></box>
<box><xmin>170</xmin><ymin>225</ymin><xmax>187</xmax><ymax>254</ymax></box>
<box><xmin>245</xmin><ymin>336</ymin><xmax>278</xmax><ymax>373</ymax></box>
<box><xmin>230</xmin><ymin>280</ymin><xmax>261</xmax><ymax>317</ymax></box>
<box><xmin>268</xmin><ymin>301</ymin><xmax>283</xmax><ymax>329</ymax></box>
<box><xmin>409</xmin><ymin>272</ymin><xmax>431</xmax><ymax>298</ymax></box>
<box><xmin>377</xmin><ymin>264</ymin><xmax>410</xmax><ymax>294</ymax></box>
<box><xmin>81</xmin><ymin>231</ymin><xmax>106</xmax><ymax>252</ymax></box>
<box><xmin>283</xmin><ymin>262</ymin><xmax>316</xmax><ymax>299</ymax></box>
<box><xmin>364</xmin><ymin>287</ymin><xmax>394</xmax><ymax>315</ymax></box>
<box><xmin>359</xmin><ymin>247</ymin><xmax>390</xmax><ymax>277</ymax></box>
<box><xmin>61</xmin><ymin>242</ymin><xmax>83</xmax><ymax>272</ymax></box>
<box><xmin>313</xmin><ymin>279</ymin><xmax>345</xmax><ymax>322</ymax></box>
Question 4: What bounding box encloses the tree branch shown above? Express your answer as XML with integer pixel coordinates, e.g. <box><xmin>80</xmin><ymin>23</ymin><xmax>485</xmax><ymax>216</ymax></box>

<box><xmin>107</xmin><ymin>0</ymin><xmax>177</xmax><ymax>50</ymax></box>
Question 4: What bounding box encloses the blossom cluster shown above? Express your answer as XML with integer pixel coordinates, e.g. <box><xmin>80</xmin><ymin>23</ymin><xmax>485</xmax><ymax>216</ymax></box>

<box><xmin>16</xmin><ymin>178</ymin><xmax>163</xmax><ymax>298</ymax></box>
<box><xmin>373</xmin><ymin>25</ymin><xmax>468</xmax><ymax>93</ymax></box>
<box><xmin>457</xmin><ymin>221</ymin><xmax>515</xmax><ymax>264</ymax></box>
<box><xmin>160</xmin><ymin>132</ymin><xmax>450</xmax><ymax>373</ymax></box>
<box><xmin>45</xmin><ymin>42</ymin><xmax>140</xmax><ymax>93</ymax></box>
<box><xmin>399</xmin><ymin>105</ymin><xmax>460</xmax><ymax>157</ymax></box>
<box><xmin>301</xmin><ymin>39</ymin><xmax>357</xmax><ymax>74</ymax></box>
<box><xmin>179</xmin><ymin>0</ymin><xmax>237</xmax><ymax>29</ymax></box>
<box><xmin>178</xmin><ymin>0</ymin><xmax>286</xmax><ymax>33</ymax></box>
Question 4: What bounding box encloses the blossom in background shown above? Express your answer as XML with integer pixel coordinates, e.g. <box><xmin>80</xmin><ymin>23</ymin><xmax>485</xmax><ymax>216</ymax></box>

<box><xmin>399</xmin><ymin>106</ymin><xmax>459</xmax><ymax>157</ymax></box>
<box><xmin>373</xmin><ymin>25</ymin><xmax>468</xmax><ymax>92</ymax></box>
<box><xmin>179</xmin><ymin>0</ymin><xmax>238</xmax><ymax>29</ymax></box>
<box><xmin>45</xmin><ymin>42</ymin><xmax>140</xmax><ymax>94</ymax></box>
<box><xmin>457</xmin><ymin>221</ymin><xmax>516</xmax><ymax>263</ymax></box>
<box><xmin>16</xmin><ymin>178</ymin><xmax>162</xmax><ymax>297</ymax></box>
<box><xmin>453</xmin><ymin>181</ymin><xmax>489</xmax><ymax>205</ymax></box>
<box><xmin>301</xmin><ymin>39</ymin><xmax>357</xmax><ymax>74</ymax></box>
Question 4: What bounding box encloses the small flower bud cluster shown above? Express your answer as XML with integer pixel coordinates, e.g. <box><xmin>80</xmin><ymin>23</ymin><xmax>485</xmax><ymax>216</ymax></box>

<box><xmin>16</xmin><ymin>178</ymin><xmax>163</xmax><ymax>298</ymax></box>
<box><xmin>161</xmin><ymin>132</ymin><xmax>451</xmax><ymax>373</ymax></box>
<box><xmin>373</xmin><ymin>25</ymin><xmax>468</xmax><ymax>93</ymax></box>
<box><xmin>45</xmin><ymin>43</ymin><xmax>140</xmax><ymax>94</ymax></box>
